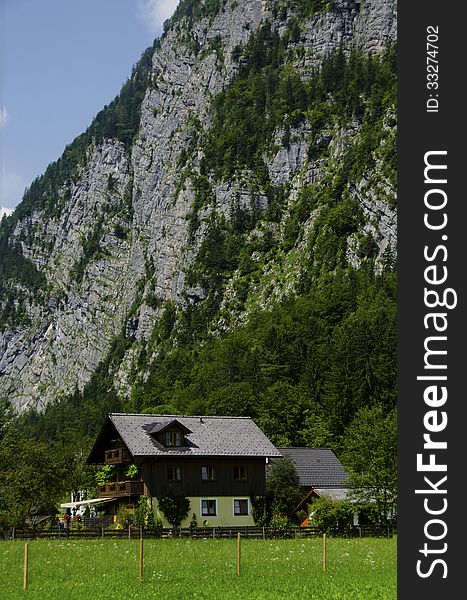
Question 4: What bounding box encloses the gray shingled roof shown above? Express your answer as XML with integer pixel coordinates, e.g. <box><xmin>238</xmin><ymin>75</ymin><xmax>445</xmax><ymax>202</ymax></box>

<box><xmin>109</xmin><ymin>413</ymin><xmax>282</xmax><ymax>458</ymax></box>
<box><xmin>277</xmin><ymin>447</ymin><xmax>348</xmax><ymax>488</ymax></box>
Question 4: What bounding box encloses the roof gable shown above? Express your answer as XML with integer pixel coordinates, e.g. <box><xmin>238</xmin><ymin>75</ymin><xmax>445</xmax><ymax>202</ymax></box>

<box><xmin>148</xmin><ymin>419</ymin><xmax>192</xmax><ymax>435</ymax></box>
<box><xmin>87</xmin><ymin>418</ymin><xmax>134</xmax><ymax>464</ymax></box>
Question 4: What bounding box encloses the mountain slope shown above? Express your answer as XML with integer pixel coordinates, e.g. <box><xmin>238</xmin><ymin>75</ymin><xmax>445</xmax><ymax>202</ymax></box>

<box><xmin>0</xmin><ymin>0</ymin><xmax>396</xmax><ymax>435</ymax></box>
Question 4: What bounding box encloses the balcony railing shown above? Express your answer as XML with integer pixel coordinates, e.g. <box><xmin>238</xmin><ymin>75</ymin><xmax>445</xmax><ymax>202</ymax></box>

<box><xmin>98</xmin><ymin>480</ymin><xmax>144</xmax><ymax>498</ymax></box>
<box><xmin>104</xmin><ymin>448</ymin><xmax>132</xmax><ymax>465</ymax></box>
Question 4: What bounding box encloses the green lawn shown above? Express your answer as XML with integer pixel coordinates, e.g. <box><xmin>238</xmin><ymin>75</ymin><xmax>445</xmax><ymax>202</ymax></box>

<box><xmin>0</xmin><ymin>537</ymin><xmax>396</xmax><ymax>599</ymax></box>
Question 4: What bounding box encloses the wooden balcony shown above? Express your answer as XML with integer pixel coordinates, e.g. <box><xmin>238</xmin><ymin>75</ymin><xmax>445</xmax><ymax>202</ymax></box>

<box><xmin>104</xmin><ymin>448</ymin><xmax>132</xmax><ymax>465</ymax></box>
<box><xmin>98</xmin><ymin>480</ymin><xmax>144</xmax><ymax>498</ymax></box>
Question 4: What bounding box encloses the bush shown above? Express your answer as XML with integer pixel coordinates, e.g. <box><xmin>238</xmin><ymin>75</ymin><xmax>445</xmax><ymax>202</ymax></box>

<box><xmin>146</xmin><ymin>510</ymin><xmax>163</xmax><ymax>531</ymax></box>
<box><xmin>251</xmin><ymin>496</ymin><xmax>267</xmax><ymax>526</ymax></box>
<box><xmin>270</xmin><ymin>513</ymin><xmax>291</xmax><ymax>535</ymax></box>
<box><xmin>116</xmin><ymin>506</ymin><xmax>134</xmax><ymax>528</ymax></box>
<box><xmin>309</xmin><ymin>496</ymin><xmax>354</xmax><ymax>531</ymax></box>
<box><xmin>126</xmin><ymin>464</ymin><xmax>139</xmax><ymax>479</ymax></box>
<box><xmin>95</xmin><ymin>465</ymin><xmax>115</xmax><ymax>486</ymax></box>
<box><xmin>157</xmin><ymin>495</ymin><xmax>190</xmax><ymax>527</ymax></box>
<box><xmin>133</xmin><ymin>496</ymin><xmax>150</xmax><ymax>527</ymax></box>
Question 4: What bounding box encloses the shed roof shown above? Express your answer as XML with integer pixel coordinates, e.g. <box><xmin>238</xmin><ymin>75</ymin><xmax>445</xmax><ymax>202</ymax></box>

<box><xmin>92</xmin><ymin>413</ymin><xmax>282</xmax><ymax>459</ymax></box>
<box><xmin>277</xmin><ymin>447</ymin><xmax>348</xmax><ymax>488</ymax></box>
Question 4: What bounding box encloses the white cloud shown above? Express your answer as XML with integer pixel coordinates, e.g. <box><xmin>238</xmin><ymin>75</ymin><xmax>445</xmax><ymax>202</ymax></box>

<box><xmin>137</xmin><ymin>0</ymin><xmax>179</xmax><ymax>34</ymax></box>
<box><xmin>0</xmin><ymin>106</ymin><xmax>8</xmax><ymax>128</ymax></box>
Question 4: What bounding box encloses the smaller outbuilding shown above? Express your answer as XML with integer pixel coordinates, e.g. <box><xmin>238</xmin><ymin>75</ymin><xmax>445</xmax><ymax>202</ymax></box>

<box><xmin>276</xmin><ymin>447</ymin><xmax>351</xmax><ymax>523</ymax></box>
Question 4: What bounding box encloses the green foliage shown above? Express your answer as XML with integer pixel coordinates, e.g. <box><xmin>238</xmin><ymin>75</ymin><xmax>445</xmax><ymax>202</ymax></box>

<box><xmin>133</xmin><ymin>496</ymin><xmax>151</xmax><ymax>527</ymax></box>
<box><xmin>269</xmin><ymin>513</ymin><xmax>291</xmax><ymax>534</ymax></box>
<box><xmin>202</xmin><ymin>22</ymin><xmax>291</xmax><ymax>180</ymax></box>
<box><xmin>129</xmin><ymin>266</ymin><xmax>396</xmax><ymax>451</ymax></box>
<box><xmin>166</xmin><ymin>0</ymin><xmax>228</xmax><ymax>30</ymax></box>
<box><xmin>265</xmin><ymin>456</ymin><xmax>302</xmax><ymax>518</ymax></box>
<box><xmin>115</xmin><ymin>506</ymin><xmax>133</xmax><ymax>528</ymax></box>
<box><xmin>310</xmin><ymin>496</ymin><xmax>354</xmax><ymax>531</ymax></box>
<box><xmin>0</xmin><ymin>405</ymin><xmax>97</xmax><ymax>529</ymax></box>
<box><xmin>0</xmin><ymin>225</ymin><xmax>47</xmax><ymax>331</ymax></box>
<box><xmin>187</xmin><ymin>175</ymin><xmax>216</xmax><ymax>239</ymax></box>
<box><xmin>269</xmin><ymin>0</ymin><xmax>333</xmax><ymax>21</ymax></box>
<box><xmin>89</xmin><ymin>50</ymin><xmax>153</xmax><ymax>147</ymax></box>
<box><xmin>202</xmin><ymin>27</ymin><xmax>396</xmax><ymax>187</ymax></box>
<box><xmin>157</xmin><ymin>495</ymin><xmax>190</xmax><ymax>527</ymax></box>
<box><xmin>146</xmin><ymin>510</ymin><xmax>162</xmax><ymax>531</ymax></box>
<box><xmin>126</xmin><ymin>464</ymin><xmax>139</xmax><ymax>479</ymax></box>
<box><xmin>298</xmin><ymin>409</ymin><xmax>333</xmax><ymax>448</ymax></box>
<box><xmin>341</xmin><ymin>404</ymin><xmax>397</xmax><ymax>524</ymax></box>
<box><xmin>95</xmin><ymin>465</ymin><xmax>115</xmax><ymax>486</ymax></box>
<box><xmin>250</xmin><ymin>496</ymin><xmax>267</xmax><ymax>526</ymax></box>
<box><xmin>0</xmin><ymin>428</ymin><xmax>67</xmax><ymax>528</ymax></box>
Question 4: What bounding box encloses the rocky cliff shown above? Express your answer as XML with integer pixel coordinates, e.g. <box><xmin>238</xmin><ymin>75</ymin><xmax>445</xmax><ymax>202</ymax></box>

<box><xmin>0</xmin><ymin>0</ymin><xmax>396</xmax><ymax>413</ymax></box>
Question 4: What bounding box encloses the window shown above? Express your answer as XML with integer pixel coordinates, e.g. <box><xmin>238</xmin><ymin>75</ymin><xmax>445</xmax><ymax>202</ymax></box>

<box><xmin>234</xmin><ymin>499</ymin><xmax>249</xmax><ymax>516</ymax></box>
<box><xmin>201</xmin><ymin>499</ymin><xmax>217</xmax><ymax>516</ymax></box>
<box><xmin>201</xmin><ymin>466</ymin><xmax>216</xmax><ymax>481</ymax></box>
<box><xmin>167</xmin><ymin>465</ymin><xmax>182</xmax><ymax>482</ymax></box>
<box><xmin>233</xmin><ymin>465</ymin><xmax>248</xmax><ymax>481</ymax></box>
<box><xmin>164</xmin><ymin>430</ymin><xmax>182</xmax><ymax>447</ymax></box>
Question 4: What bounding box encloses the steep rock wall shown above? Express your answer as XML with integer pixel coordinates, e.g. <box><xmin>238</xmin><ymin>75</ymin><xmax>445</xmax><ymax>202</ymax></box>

<box><xmin>0</xmin><ymin>0</ymin><xmax>396</xmax><ymax>411</ymax></box>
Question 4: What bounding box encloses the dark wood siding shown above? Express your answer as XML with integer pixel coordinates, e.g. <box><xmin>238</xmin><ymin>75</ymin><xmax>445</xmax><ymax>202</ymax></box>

<box><xmin>140</xmin><ymin>457</ymin><xmax>266</xmax><ymax>497</ymax></box>
<box><xmin>88</xmin><ymin>420</ymin><xmax>132</xmax><ymax>464</ymax></box>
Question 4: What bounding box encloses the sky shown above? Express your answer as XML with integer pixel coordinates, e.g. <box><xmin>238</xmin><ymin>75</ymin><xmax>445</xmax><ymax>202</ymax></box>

<box><xmin>0</xmin><ymin>0</ymin><xmax>179</xmax><ymax>209</ymax></box>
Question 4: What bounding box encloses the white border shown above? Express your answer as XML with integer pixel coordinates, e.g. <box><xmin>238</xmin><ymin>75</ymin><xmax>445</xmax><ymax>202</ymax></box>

<box><xmin>233</xmin><ymin>497</ymin><xmax>250</xmax><ymax>516</ymax></box>
<box><xmin>200</xmin><ymin>497</ymin><xmax>217</xmax><ymax>517</ymax></box>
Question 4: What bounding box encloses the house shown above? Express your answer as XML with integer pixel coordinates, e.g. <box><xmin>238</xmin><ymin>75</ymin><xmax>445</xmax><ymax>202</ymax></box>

<box><xmin>276</xmin><ymin>447</ymin><xmax>351</xmax><ymax>523</ymax></box>
<box><xmin>277</xmin><ymin>447</ymin><xmax>349</xmax><ymax>499</ymax></box>
<box><xmin>88</xmin><ymin>413</ymin><xmax>282</xmax><ymax>527</ymax></box>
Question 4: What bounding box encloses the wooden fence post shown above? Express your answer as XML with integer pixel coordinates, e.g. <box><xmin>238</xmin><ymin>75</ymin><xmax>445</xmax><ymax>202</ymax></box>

<box><xmin>23</xmin><ymin>543</ymin><xmax>28</xmax><ymax>591</ymax></box>
<box><xmin>139</xmin><ymin>538</ymin><xmax>144</xmax><ymax>582</ymax></box>
<box><xmin>322</xmin><ymin>533</ymin><xmax>327</xmax><ymax>573</ymax></box>
<box><xmin>237</xmin><ymin>533</ymin><xmax>241</xmax><ymax>576</ymax></box>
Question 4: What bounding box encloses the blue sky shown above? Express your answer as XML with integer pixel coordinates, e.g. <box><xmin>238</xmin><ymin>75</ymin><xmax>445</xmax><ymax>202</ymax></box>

<box><xmin>0</xmin><ymin>0</ymin><xmax>179</xmax><ymax>209</ymax></box>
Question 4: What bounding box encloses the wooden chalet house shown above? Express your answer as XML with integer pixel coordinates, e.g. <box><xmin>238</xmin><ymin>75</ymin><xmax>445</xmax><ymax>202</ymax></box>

<box><xmin>88</xmin><ymin>413</ymin><xmax>281</xmax><ymax>527</ymax></box>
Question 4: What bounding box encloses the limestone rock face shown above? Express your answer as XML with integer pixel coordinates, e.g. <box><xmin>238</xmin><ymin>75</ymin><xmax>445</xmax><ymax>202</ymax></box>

<box><xmin>0</xmin><ymin>0</ymin><xmax>397</xmax><ymax>411</ymax></box>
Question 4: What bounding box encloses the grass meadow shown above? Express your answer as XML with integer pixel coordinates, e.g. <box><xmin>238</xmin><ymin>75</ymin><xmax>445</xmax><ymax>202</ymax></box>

<box><xmin>0</xmin><ymin>536</ymin><xmax>396</xmax><ymax>599</ymax></box>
